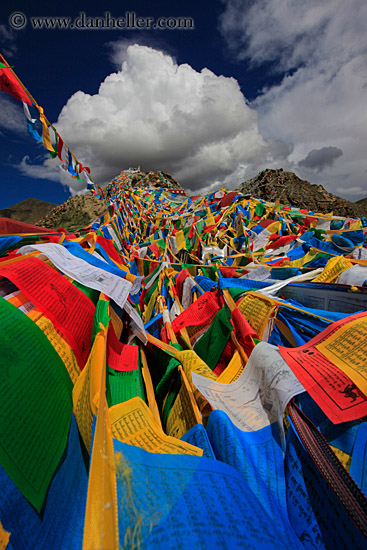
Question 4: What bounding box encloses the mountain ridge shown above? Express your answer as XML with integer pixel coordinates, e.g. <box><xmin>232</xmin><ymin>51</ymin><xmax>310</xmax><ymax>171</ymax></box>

<box><xmin>0</xmin><ymin>198</ymin><xmax>58</xmax><ymax>225</ymax></box>
<box><xmin>2</xmin><ymin>169</ymin><xmax>366</xmax><ymax>231</ymax></box>
<box><xmin>237</xmin><ymin>169</ymin><xmax>367</xmax><ymax>218</ymax></box>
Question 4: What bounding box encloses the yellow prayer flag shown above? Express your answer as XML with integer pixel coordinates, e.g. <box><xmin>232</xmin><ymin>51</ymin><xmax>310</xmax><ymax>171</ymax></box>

<box><xmin>238</xmin><ymin>292</ymin><xmax>277</xmax><ymax>338</ymax></box>
<box><xmin>349</xmin><ymin>220</ymin><xmax>362</xmax><ymax>230</ymax></box>
<box><xmin>109</xmin><ymin>304</ymin><xmax>124</xmax><ymax>340</ymax></box>
<box><xmin>205</xmin><ymin>215</ymin><xmax>215</xmax><ymax>227</ymax></box>
<box><xmin>176</xmin><ymin>349</ymin><xmax>216</xmax><ymax>416</ymax></box>
<box><xmin>176</xmin><ymin>350</ymin><xmax>217</xmax><ymax>383</ymax></box>
<box><xmin>311</xmin><ymin>256</ymin><xmax>353</xmax><ymax>283</ymax></box>
<box><xmin>34</xmin><ymin>314</ymin><xmax>81</xmax><ymax>385</ymax></box>
<box><xmin>83</xmin><ymin>325</ymin><xmax>119</xmax><ymax>550</ymax></box>
<box><xmin>175</xmin><ymin>230</ymin><xmax>186</xmax><ymax>252</ymax></box>
<box><xmin>140</xmin><ymin>348</ymin><xmax>162</xmax><ymax>428</ymax></box>
<box><xmin>73</xmin><ymin>328</ymin><xmax>106</xmax><ymax>451</ymax></box>
<box><xmin>0</xmin><ymin>521</ymin><xmax>10</xmax><ymax>550</ymax></box>
<box><xmin>109</xmin><ymin>397</ymin><xmax>202</xmax><ymax>456</ymax></box>
<box><xmin>37</xmin><ymin>106</ymin><xmax>55</xmax><ymax>152</ymax></box>
<box><xmin>266</xmin><ymin>221</ymin><xmax>281</xmax><ymax>234</ymax></box>
<box><xmin>217</xmin><ymin>350</ymin><xmax>244</xmax><ymax>384</ymax></box>
<box><xmin>166</xmin><ymin>366</ymin><xmax>202</xmax><ymax>439</ymax></box>
<box><xmin>316</xmin><ymin>316</ymin><xmax>367</xmax><ymax>395</ymax></box>
<box><xmin>143</xmin><ymin>286</ymin><xmax>159</xmax><ymax>323</ymax></box>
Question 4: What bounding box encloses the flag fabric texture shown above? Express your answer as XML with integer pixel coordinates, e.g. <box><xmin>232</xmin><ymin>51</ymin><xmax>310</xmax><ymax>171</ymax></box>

<box><xmin>0</xmin><ymin>168</ymin><xmax>367</xmax><ymax>549</ymax></box>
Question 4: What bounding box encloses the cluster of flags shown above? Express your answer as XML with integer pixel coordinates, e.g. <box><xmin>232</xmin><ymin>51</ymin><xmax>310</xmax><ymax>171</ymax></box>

<box><xmin>1</xmin><ymin>163</ymin><xmax>367</xmax><ymax>545</ymax></box>
<box><xmin>0</xmin><ymin>54</ymin><xmax>95</xmax><ymax>189</ymax></box>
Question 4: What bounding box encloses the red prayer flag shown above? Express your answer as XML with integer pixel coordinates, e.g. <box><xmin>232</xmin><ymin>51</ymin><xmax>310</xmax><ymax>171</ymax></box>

<box><xmin>0</xmin><ymin>257</ymin><xmax>95</xmax><ymax>368</ymax></box>
<box><xmin>107</xmin><ymin>325</ymin><xmax>138</xmax><ymax>371</ymax></box>
<box><xmin>265</xmin><ymin>235</ymin><xmax>297</xmax><ymax>250</ymax></box>
<box><xmin>232</xmin><ymin>307</ymin><xmax>258</xmax><ymax>357</ymax></box>
<box><xmin>0</xmin><ymin>65</ymin><xmax>32</xmax><ymax>105</ymax></box>
<box><xmin>279</xmin><ymin>312</ymin><xmax>367</xmax><ymax>423</ymax></box>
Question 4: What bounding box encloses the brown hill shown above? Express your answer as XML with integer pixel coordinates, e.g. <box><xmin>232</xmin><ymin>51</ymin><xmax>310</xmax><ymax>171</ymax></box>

<box><xmin>36</xmin><ymin>194</ymin><xmax>107</xmax><ymax>231</ymax></box>
<box><xmin>128</xmin><ymin>170</ymin><xmax>184</xmax><ymax>189</ymax></box>
<box><xmin>355</xmin><ymin>197</ymin><xmax>367</xmax><ymax>209</ymax></box>
<box><xmin>39</xmin><ymin>170</ymin><xmax>187</xmax><ymax>231</ymax></box>
<box><xmin>238</xmin><ymin>169</ymin><xmax>367</xmax><ymax>218</ymax></box>
<box><xmin>6</xmin><ymin>169</ymin><xmax>365</xmax><ymax>232</ymax></box>
<box><xmin>14</xmin><ymin>170</ymin><xmax>184</xmax><ymax>232</ymax></box>
<box><xmin>0</xmin><ymin>198</ymin><xmax>58</xmax><ymax>225</ymax></box>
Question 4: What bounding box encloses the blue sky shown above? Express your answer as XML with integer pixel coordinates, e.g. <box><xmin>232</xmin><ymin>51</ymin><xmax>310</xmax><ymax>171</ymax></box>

<box><xmin>0</xmin><ymin>0</ymin><xmax>366</xmax><ymax>209</ymax></box>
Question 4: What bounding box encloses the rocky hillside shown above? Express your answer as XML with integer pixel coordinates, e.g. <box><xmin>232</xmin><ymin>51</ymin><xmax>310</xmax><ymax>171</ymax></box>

<box><xmin>238</xmin><ymin>169</ymin><xmax>367</xmax><ymax>218</ymax></box>
<box><xmin>0</xmin><ymin>198</ymin><xmax>58</xmax><ymax>225</ymax></box>
<box><xmin>35</xmin><ymin>194</ymin><xmax>107</xmax><ymax>231</ymax></box>
<box><xmin>37</xmin><ymin>170</ymin><xmax>185</xmax><ymax>231</ymax></box>
<box><xmin>3</xmin><ymin>169</ymin><xmax>366</xmax><ymax>232</ymax></box>
<box><xmin>355</xmin><ymin>197</ymin><xmax>367</xmax><ymax>210</ymax></box>
<box><xmin>126</xmin><ymin>170</ymin><xmax>183</xmax><ymax>190</ymax></box>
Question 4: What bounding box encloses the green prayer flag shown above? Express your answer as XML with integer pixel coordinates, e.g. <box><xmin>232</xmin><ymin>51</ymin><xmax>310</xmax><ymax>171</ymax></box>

<box><xmin>0</xmin><ymin>297</ymin><xmax>73</xmax><ymax>512</ymax></box>
<box><xmin>156</xmin><ymin>238</ymin><xmax>166</xmax><ymax>250</ymax></box>
<box><xmin>255</xmin><ymin>202</ymin><xmax>265</xmax><ymax>217</ymax></box>
<box><xmin>144</xmin><ymin>278</ymin><xmax>159</xmax><ymax>306</ymax></box>
<box><xmin>195</xmin><ymin>220</ymin><xmax>205</xmax><ymax>235</ymax></box>
<box><xmin>90</xmin><ymin>297</ymin><xmax>110</xmax><ymax>346</ymax></box>
<box><xmin>72</xmin><ymin>280</ymin><xmax>100</xmax><ymax>305</ymax></box>
<box><xmin>106</xmin><ymin>357</ymin><xmax>146</xmax><ymax>407</ymax></box>
<box><xmin>194</xmin><ymin>307</ymin><xmax>233</xmax><ymax>370</ymax></box>
<box><xmin>155</xmin><ymin>356</ymin><xmax>181</xmax><ymax>413</ymax></box>
<box><xmin>161</xmin><ymin>365</ymin><xmax>181</xmax><ymax>430</ymax></box>
<box><xmin>144</xmin><ymin>263</ymin><xmax>161</xmax><ymax>285</ymax></box>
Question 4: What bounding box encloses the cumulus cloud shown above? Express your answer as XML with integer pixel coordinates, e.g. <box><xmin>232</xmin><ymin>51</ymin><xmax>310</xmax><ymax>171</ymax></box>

<box><xmin>17</xmin><ymin>2</ymin><xmax>367</xmax><ymax>202</ymax></box>
<box><xmin>18</xmin><ymin>155</ymin><xmax>88</xmax><ymax>196</ymax></box>
<box><xmin>335</xmin><ymin>186</ymin><xmax>366</xmax><ymax>197</ymax></box>
<box><xmin>32</xmin><ymin>44</ymin><xmax>288</xmax><ymax>195</ymax></box>
<box><xmin>219</xmin><ymin>0</ymin><xmax>366</xmax><ymax>72</ymax></box>
<box><xmin>108</xmin><ymin>36</ymin><xmax>177</xmax><ymax>68</ymax></box>
<box><xmin>298</xmin><ymin>146</ymin><xmax>343</xmax><ymax>171</ymax></box>
<box><xmin>0</xmin><ymin>98</ymin><xmax>85</xmax><ymax>196</ymax></box>
<box><xmin>0</xmin><ymin>96</ymin><xmax>27</xmax><ymax>134</ymax></box>
<box><xmin>0</xmin><ymin>24</ymin><xmax>18</xmax><ymax>57</ymax></box>
<box><xmin>219</xmin><ymin>0</ymin><xmax>367</xmax><ymax>201</ymax></box>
